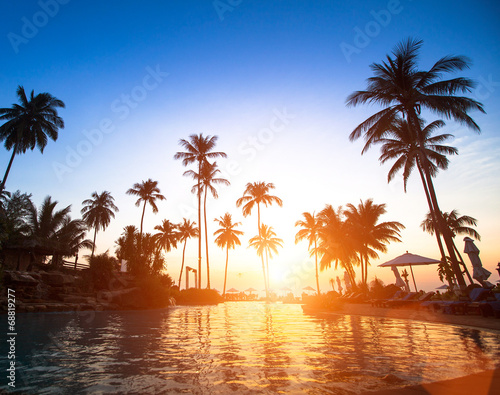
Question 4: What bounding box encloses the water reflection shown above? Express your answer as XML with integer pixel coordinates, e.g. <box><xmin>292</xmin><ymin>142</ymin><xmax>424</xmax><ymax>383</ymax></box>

<box><xmin>1</xmin><ymin>302</ymin><xmax>499</xmax><ymax>394</ymax></box>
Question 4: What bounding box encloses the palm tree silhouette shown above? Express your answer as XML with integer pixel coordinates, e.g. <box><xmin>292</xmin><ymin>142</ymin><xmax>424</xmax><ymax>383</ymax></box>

<box><xmin>346</xmin><ymin>38</ymin><xmax>485</xmax><ymax>288</ymax></box>
<box><xmin>214</xmin><ymin>213</ymin><xmax>243</xmax><ymax>296</ymax></box>
<box><xmin>126</xmin><ymin>179</ymin><xmax>166</xmax><ymax>242</ymax></box>
<box><xmin>153</xmin><ymin>219</ymin><xmax>179</xmax><ymax>253</ymax></box>
<box><xmin>174</xmin><ymin>134</ymin><xmax>227</xmax><ymax>288</ymax></box>
<box><xmin>81</xmin><ymin>191</ymin><xmax>119</xmax><ymax>258</ymax></box>
<box><xmin>377</xmin><ymin>117</ymin><xmax>459</xmax><ymax>276</ymax></box>
<box><xmin>27</xmin><ymin>196</ymin><xmax>91</xmax><ymax>268</ymax></box>
<box><xmin>0</xmin><ymin>86</ymin><xmax>65</xmax><ymax>191</ymax></box>
<box><xmin>344</xmin><ymin>199</ymin><xmax>404</xmax><ymax>285</ymax></box>
<box><xmin>184</xmin><ymin>161</ymin><xmax>229</xmax><ymax>288</ymax></box>
<box><xmin>422</xmin><ymin>209</ymin><xmax>480</xmax><ymax>284</ymax></box>
<box><xmin>236</xmin><ymin>181</ymin><xmax>282</xmax><ymax>290</ymax></box>
<box><xmin>177</xmin><ymin>219</ymin><xmax>199</xmax><ymax>288</ymax></box>
<box><xmin>316</xmin><ymin>205</ymin><xmax>357</xmax><ymax>287</ymax></box>
<box><xmin>295</xmin><ymin>212</ymin><xmax>322</xmax><ymax>295</ymax></box>
<box><xmin>249</xmin><ymin>224</ymin><xmax>283</xmax><ymax>298</ymax></box>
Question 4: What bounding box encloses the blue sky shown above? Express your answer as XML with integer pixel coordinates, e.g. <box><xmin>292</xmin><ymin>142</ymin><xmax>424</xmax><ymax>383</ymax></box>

<box><xmin>2</xmin><ymin>0</ymin><xmax>500</xmax><ymax>292</ymax></box>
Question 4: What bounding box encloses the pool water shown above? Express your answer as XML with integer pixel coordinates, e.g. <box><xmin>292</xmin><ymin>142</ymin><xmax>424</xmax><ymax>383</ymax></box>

<box><xmin>2</xmin><ymin>302</ymin><xmax>500</xmax><ymax>394</ymax></box>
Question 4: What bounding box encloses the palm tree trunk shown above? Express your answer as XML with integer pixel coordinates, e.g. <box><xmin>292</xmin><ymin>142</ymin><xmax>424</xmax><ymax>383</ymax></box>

<box><xmin>257</xmin><ymin>203</ymin><xmax>268</xmax><ymax>299</ymax></box>
<box><xmin>314</xmin><ymin>239</ymin><xmax>320</xmax><ymax>295</ymax></box>
<box><xmin>223</xmin><ymin>246</ymin><xmax>229</xmax><ymax>296</ymax></box>
<box><xmin>0</xmin><ymin>147</ymin><xmax>17</xmax><ymax>192</ymax></box>
<box><xmin>265</xmin><ymin>248</ymin><xmax>270</xmax><ymax>292</ymax></box>
<box><xmin>204</xmin><ymin>186</ymin><xmax>210</xmax><ymax>289</ymax></box>
<box><xmin>359</xmin><ymin>254</ymin><xmax>365</xmax><ymax>285</ymax></box>
<box><xmin>91</xmin><ymin>227</ymin><xmax>98</xmax><ymax>258</ymax></box>
<box><xmin>197</xmin><ymin>161</ymin><xmax>202</xmax><ymax>289</ymax></box>
<box><xmin>178</xmin><ymin>239</ymin><xmax>187</xmax><ymax>288</ymax></box>
<box><xmin>409</xmin><ymin>111</ymin><xmax>466</xmax><ymax>289</ymax></box>
<box><xmin>423</xmin><ymin>163</ymin><xmax>467</xmax><ymax>289</ymax></box>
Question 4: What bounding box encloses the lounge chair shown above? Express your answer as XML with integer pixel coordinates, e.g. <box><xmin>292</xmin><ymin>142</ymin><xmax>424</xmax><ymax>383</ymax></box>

<box><xmin>384</xmin><ymin>292</ymin><xmax>419</xmax><ymax>308</ymax></box>
<box><xmin>371</xmin><ymin>290</ymin><xmax>405</xmax><ymax>307</ymax></box>
<box><xmin>442</xmin><ymin>287</ymin><xmax>493</xmax><ymax>315</ymax></box>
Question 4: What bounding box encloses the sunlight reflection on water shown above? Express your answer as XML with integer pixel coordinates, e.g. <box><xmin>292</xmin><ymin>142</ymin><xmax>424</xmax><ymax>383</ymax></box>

<box><xmin>2</xmin><ymin>302</ymin><xmax>500</xmax><ymax>394</ymax></box>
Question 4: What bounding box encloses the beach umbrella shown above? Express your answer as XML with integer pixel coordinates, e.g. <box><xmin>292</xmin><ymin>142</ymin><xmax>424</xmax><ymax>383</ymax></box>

<box><xmin>379</xmin><ymin>252</ymin><xmax>441</xmax><ymax>292</ymax></box>
<box><xmin>436</xmin><ymin>284</ymin><xmax>449</xmax><ymax>290</ymax></box>
<box><xmin>463</xmin><ymin>237</ymin><xmax>491</xmax><ymax>284</ymax></box>
<box><xmin>226</xmin><ymin>288</ymin><xmax>239</xmax><ymax>293</ymax></box>
<box><xmin>245</xmin><ymin>287</ymin><xmax>257</xmax><ymax>293</ymax></box>
<box><xmin>391</xmin><ymin>266</ymin><xmax>407</xmax><ymax>289</ymax></box>
<box><xmin>281</xmin><ymin>286</ymin><xmax>293</xmax><ymax>292</ymax></box>
<box><xmin>302</xmin><ymin>286</ymin><xmax>316</xmax><ymax>292</ymax></box>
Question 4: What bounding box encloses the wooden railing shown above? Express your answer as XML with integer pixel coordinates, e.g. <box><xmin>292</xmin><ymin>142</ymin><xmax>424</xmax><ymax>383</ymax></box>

<box><xmin>62</xmin><ymin>260</ymin><xmax>89</xmax><ymax>271</ymax></box>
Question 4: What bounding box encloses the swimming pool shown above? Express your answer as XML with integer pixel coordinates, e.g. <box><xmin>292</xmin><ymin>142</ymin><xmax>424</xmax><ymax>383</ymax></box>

<box><xmin>2</xmin><ymin>302</ymin><xmax>499</xmax><ymax>393</ymax></box>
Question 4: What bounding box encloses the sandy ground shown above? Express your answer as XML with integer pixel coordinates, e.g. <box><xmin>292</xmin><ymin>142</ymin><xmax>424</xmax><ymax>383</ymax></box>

<box><xmin>332</xmin><ymin>303</ymin><xmax>500</xmax><ymax>395</ymax></box>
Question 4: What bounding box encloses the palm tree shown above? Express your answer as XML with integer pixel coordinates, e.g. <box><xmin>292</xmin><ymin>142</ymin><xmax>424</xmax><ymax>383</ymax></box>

<box><xmin>126</xmin><ymin>179</ymin><xmax>165</xmax><ymax>241</ymax></box>
<box><xmin>214</xmin><ymin>213</ymin><xmax>243</xmax><ymax>296</ymax></box>
<box><xmin>81</xmin><ymin>191</ymin><xmax>119</xmax><ymax>258</ymax></box>
<box><xmin>422</xmin><ymin>209</ymin><xmax>479</xmax><ymax>284</ymax></box>
<box><xmin>344</xmin><ymin>199</ymin><xmax>404</xmax><ymax>284</ymax></box>
<box><xmin>295</xmin><ymin>211</ymin><xmax>322</xmax><ymax>295</ymax></box>
<box><xmin>26</xmin><ymin>196</ymin><xmax>92</xmax><ymax>268</ymax></box>
<box><xmin>153</xmin><ymin>219</ymin><xmax>179</xmax><ymax>253</ymax></box>
<box><xmin>378</xmin><ymin>117</ymin><xmax>458</xmax><ymax>274</ymax></box>
<box><xmin>0</xmin><ymin>86</ymin><xmax>65</xmax><ymax>191</ymax></box>
<box><xmin>236</xmin><ymin>182</ymin><xmax>283</xmax><ymax>232</ymax></box>
<box><xmin>421</xmin><ymin>209</ymin><xmax>480</xmax><ymax>241</ymax></box>
<box><xmin>346</xmin><ymin>38</ymin><xmax>485</xmax><ymax>288</ymax></box>
<box><xmin>316</xmin><ymin>205</ymin><xmax>357</xmax><ymax>286</ymax></box>
<box><xmin>248</xmin><ymin>224</ymin><xmax>283</xmax><ymax>299</ymax></box>
<box><xmin>174</xmin><ymin>134</ymin><xmax>227</xmax><ymax>288</ymax></box>
<box><xmin>236</xmin><ymin>181</ymin><xmax>282</xmax><ymax>289</ymax></box>
<box><xmin>184</xmin><ymin>161</ymin><xmax>229</xmax><ymax>288</ymax></box>
<box><xmin>177</xmin><ymin>219</ymin><xmax>199</xmax><ymax>288</ymax></box>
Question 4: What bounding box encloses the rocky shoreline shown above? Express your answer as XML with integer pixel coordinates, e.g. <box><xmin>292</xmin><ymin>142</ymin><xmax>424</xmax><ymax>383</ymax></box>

<box><xmin>1</xmin><ymin>270</ymin><xmax>162</xmax><ymax>313</ymax></box>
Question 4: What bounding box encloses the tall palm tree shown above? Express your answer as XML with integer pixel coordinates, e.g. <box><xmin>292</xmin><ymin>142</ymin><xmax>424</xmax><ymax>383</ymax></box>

<box><xmin>177</xmin><ymin>219</ymin><xmax>199</xmax><ymax>288</ymax></box>
<box><xmin>214</xmin><ymin>213</ymin><xmax>243</xmax><ymax>296</ymax></box>
<box><xmin>81</xmin><ymin>191</ymin><xmax>119</xmax><ymax>258</ymax></box>
<box><xmin>295</xmin><ymin>212</ymin><xmax>322</xmax><ymax>295</ymax></box>
<box><xmin>378</xmin><ymin>117</ymin><xmax>458</xmax><ymax>276</ymax></box>
<box><xmin>153</xmin><ymin>219</ymin><xmax>179</xmax><ymax>253</ymax></box>
<box><xmin>184</xmin><ymin>161</ymin><xmax>229</xmax><ymax>288</ymax></box>
<box><xmin>316</xmin><ymin>205</ymin><xmax>358</xmax><ymax>287</ymax></box>
<box><xmin>236</xmin><ymin>181</ymin><xmax>282</xmax><ymax>289</ymax></box>
<box><xmin>174</xmin><ymin>134</ymin><xmax>227</xmax><ymax>288</ymax></box>
<box><xmin>344</xmin><ymin>199</ymin><xmax>404</xmax><ymax>284</ymax></box>
<box><xmin>248</xmin><ymin>224</ymin><xmax>283</xmax><ymax>299</ymax></box>
<box><xmin>346</xmin><ymin>38</ymin><xmax>485</xmax><ymax>288</ymax></box>
<box><xmin>236</xmin><ymin>182</ymin><xmax>283</xmax><ymax>232</ymax></box>
<box><xmin>126</xmin><ymin>179</ymin><xmax>165</xmax><ymax>241</ymax></box>
<box><xmin>0</xmin><ymin>86</ymin><xmax>65</xmax><ymax>191</ymax></box>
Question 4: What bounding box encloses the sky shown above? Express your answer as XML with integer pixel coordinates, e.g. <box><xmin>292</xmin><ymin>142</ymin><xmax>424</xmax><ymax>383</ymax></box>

<box><xmin>1</xmin><ymin>0</ymin><xmax>500</xmax><ymax>294</ymax></box>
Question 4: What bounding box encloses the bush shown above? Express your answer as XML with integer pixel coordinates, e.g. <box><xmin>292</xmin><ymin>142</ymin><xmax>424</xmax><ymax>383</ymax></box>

<box><xmin>173</xmin><ymin>288</ymin><xmax>224</xmax><ymax>305</ymax></box>
<box><xmin>86</xmin><ymin>252</ymin><xmax>119</xmax><ymax>291</ymax></box>
<box><xmin>136</xmin><ymin>273</ymin><xmax>175</xmax><ymax>308</ymax></box>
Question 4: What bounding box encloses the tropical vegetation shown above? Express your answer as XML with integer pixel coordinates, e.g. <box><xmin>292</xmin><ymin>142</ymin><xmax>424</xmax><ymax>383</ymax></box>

<box><xmin>346</xmin><ymin>37</ymin><xmax>484</xmax><ymax>289</ymax></box>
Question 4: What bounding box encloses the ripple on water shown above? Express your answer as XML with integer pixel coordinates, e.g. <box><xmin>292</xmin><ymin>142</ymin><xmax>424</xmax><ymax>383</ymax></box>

<box><xmin>1</xmin><ymin>302</ymin><xmax>499</xmax><ymax>394</ymax></box>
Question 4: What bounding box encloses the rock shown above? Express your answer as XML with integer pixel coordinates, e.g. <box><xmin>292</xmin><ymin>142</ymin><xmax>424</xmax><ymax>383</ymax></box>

<box><xmin>4</xmin><ymin>271</ymin><xmax>39</xmax><ymax>286</ymax></box>
<box><xmin>382</xmin><ymin>373</ymin><xmax>404</xmax><ymax>383</ymax></box>
<box><xmin>40</xmin><ymin>272</ymin><xmax>76</xmax><ymax>286</ymax></box>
